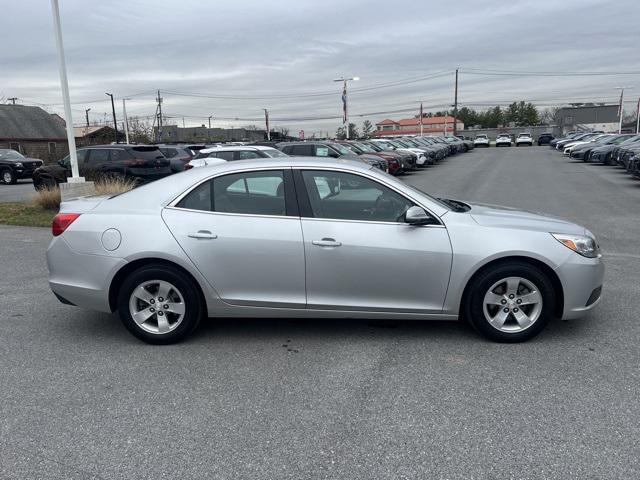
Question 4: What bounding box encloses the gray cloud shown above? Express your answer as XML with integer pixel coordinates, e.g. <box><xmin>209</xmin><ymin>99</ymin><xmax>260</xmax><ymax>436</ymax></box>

<box><xmin>2</xmin><ymin>0</ymin><xmax>639</xmax><ymax>135</ymax></box>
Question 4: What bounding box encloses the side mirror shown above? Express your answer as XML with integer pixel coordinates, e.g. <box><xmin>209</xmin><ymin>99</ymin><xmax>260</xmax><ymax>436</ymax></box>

<box><xmin>404</xmin><ymin>206</ymin><xmax>431</xmax><ymax>225</ymax></box>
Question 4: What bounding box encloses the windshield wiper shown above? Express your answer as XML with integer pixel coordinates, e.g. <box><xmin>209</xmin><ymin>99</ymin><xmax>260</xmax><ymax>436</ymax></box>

<box><xmin>438</xmin><ymin>198</ymin><xmax>470</xmax><ymax>212</ymax></box>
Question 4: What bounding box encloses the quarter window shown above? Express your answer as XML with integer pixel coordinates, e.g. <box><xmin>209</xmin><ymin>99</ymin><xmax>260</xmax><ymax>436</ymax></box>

<box><xmin>215</xmin><ymin>151</ymin><xmax>235</xmax><ymax>161</ymax></box>
<box><xmin>301</xmin><ymin>170</ymin><xmax>414</xmax><ymax>222</ymax></box>
<box><xmin>238</xmin><ymin>150</ymin><xmax>262</xmax><ymax>159</ymax></box>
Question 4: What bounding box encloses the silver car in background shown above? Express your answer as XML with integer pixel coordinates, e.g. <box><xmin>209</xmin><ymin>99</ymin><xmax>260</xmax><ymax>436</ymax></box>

<box><xmin>47</xmin><ymin>158</ymin><xmax>603</xmax><ymax>344</ymax></box>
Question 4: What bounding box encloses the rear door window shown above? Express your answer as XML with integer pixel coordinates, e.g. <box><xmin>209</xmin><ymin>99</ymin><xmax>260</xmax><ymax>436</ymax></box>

<box><xmin>87</xmin><ymin>149</ymin><xmax>109</xmax><ymax>164</ymax></box>
<box><xmin>291</xmin><ymin>145</ymin><xmax>313</xmax><ymax>156</ymax></box>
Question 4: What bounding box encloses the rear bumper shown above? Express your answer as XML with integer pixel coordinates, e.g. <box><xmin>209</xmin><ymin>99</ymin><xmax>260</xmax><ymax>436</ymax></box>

<box><xmin>47</xmin><ymin>236</ymin><xmax>126</xmax><ymax>313</ymax></box>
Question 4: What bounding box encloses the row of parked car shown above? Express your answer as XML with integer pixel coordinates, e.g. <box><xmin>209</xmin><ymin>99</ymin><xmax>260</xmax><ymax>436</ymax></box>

<box><xmin>15</xmin><ymin>135</ymin><xmax>474</xmax><ymax>189</ymax></box>
<box><xmin>472</xmin><ymin>132</ymin><xmax>555</xmax><ymax>148</ymax></box>
<box><xmin>549</xmin><ymin>131</ymin><xmax>640</xmax><ymax>177</ymax></box>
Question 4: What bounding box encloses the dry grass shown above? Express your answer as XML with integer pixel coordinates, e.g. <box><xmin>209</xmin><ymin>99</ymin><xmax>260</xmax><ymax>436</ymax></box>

<box><xmin>32</xmin><ymin>185</ymin><xmax>61</xmax><ymax>210</ymax></box>
<box><xmin>0</xmin><ymin>202</ymin><xmax>57</xmax><ymax>228</ymax></box>
<box><xmin>94</xmin><ymin>175</ymin><xmax>137</xmax><ymax>195</ymax></box>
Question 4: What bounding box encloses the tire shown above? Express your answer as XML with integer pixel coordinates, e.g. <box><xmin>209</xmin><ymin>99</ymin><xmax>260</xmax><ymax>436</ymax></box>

<box><xmin>464</xmin><ymin>261</ymin><xmax>555</xmax><ymax>343</ymax></box>
<box><xmin>117</xmin><ymin>264</ymin><xmax>203</xmax><ymax>344</ymax></box>
<box><xmin>1</xmin><ymin>168</ymin><xmax>17</xmax><ymax>185</ymax></box>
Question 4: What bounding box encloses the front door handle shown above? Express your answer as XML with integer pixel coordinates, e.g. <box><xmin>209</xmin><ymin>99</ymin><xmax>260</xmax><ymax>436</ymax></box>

<box><xmin>188</xmin><ymin>230</ymin><xmax>217</xmax><ymax>239</ymax></box>
<box><xmin>312</xmin><ymin>238</ymin><xmax>342</xmax><ymax>247</ymax></box>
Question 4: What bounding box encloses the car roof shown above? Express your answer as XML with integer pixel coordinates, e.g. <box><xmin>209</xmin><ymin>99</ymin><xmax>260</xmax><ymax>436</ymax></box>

<box><xmin>200</xmin><ymin>145</ymin><xmax>278</xmax><ymax>154</ymax></box>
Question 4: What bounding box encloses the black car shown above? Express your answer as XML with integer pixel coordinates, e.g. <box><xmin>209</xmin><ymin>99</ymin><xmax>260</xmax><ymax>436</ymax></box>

<box><xmin>157</xmin><ymin>145</ymin><xmax>194</xmax><ymax>172</ymax></box>
<box><xmin>537</xmin><ymin>133</ymin><xmax>554</xmax><ymax>145</ymax></box>
<box><xmin>278</xmin><ymin>141</ymin><xmax>388</xmax><ymax>171</ymax></box>
<box><xmin>32</xmin><ymin>145</ymin><xmax>171</xmax><ymax>189</ymax></box>
<box><xmin>0</xmin><ymin>149</ymin><xmax>44</xmax><ymax>184</ymax></box>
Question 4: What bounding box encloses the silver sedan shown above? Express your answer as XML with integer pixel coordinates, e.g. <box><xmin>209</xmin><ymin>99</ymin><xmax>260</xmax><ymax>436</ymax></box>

<box><xmin>47</xmin><ymin>158</ymin><xmax>604</xmax><ymax>344</ymax></box>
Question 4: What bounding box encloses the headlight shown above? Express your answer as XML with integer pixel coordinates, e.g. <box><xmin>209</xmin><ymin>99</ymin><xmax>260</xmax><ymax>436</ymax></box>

<box><xmin>15</xmin><ymin>162</ymin><xmax>23</xmax><ymax>168</ymax></box>
<box><xmin>551</xmin><ymin>233</ymin><xmax>600</xmax><ymax>258</ymax></box>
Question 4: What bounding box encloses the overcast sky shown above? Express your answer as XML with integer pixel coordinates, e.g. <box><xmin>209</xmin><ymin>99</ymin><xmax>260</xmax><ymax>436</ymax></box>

<box><xmin>2</xmin><ymin>0</ymin><xmax>640</xmax><ymax>135</ymax></box>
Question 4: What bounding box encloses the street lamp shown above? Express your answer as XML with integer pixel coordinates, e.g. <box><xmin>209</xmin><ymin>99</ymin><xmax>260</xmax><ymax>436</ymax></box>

<box><xmin>334</xmin><ymin>76</ymin><xmax>359</xmax><ymax>139</ymax></box>
<box><xmin>614</xmin><ymin>87</ymin><xmax>633</xmax><ymax>134</ymax></box>
<box><xmin>105</xmin><ymin>92</ymin><xmax>119</xmax><ymax>142</ymax></box>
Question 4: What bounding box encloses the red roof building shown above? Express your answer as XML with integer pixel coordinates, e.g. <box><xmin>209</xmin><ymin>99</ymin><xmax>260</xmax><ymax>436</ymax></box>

<box><xmin>374</xmin><ymin>115</ymin><xmax>464</xmax><ymax>136</ymax></box>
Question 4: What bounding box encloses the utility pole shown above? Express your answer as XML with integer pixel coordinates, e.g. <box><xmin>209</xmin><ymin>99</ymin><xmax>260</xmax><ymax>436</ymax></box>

<box><xmin>8</xmin><ymin>97</ymin><xmax>17</xmax><ymax>105</ymax></box>
<box><xmin>121</xmin><ymin>99</ymin><xmax>130</xmax><ymax>144</ymax></box>
<box><xmin>208</xmin><ymin>115</ymin><xmax>212</xmax><ymax>142</ymax></box>
<box><xmin>105</xmin><ymin>92</ymin><xmax>118</xmax><ymax>142</ymax></box>
<box><xmin>85</xmin><ymin>108</ymin><xmax>91</xmax><ymax>128</ymax></box>
<box><xmin>636</xmin><ymin>97</ymin><xmax>640</xmax><ymax>134</ymax></box>
<box><xmin>453</xmin><ymin>68</ymin><xmax>459</xmax><ymax>137</ymax></box>
<box><xmin>334</xmin><ymin>76</ymin><xmax>359</xmax><ymax>139</ymax></box>
<box><xmin>156</xmin><ymin>90</ymin><xmax>163</xmax><ymax>143</ymax></box>
<box><xmin>263</xmin><ymin>108</ymin><xmax>270</xmax><ymax>140</ymax></box>
<box><xmin>615</xmin><ymin>87</ymin><xmax>632</xmax><ymax>134</ymax></box>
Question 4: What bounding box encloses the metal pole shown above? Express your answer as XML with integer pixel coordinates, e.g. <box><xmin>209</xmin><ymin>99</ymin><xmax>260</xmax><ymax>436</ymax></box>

<box><xmin>208</xmin><ymin>116</ymin><xmax>212</xmax><ymax>142</ymax></box>
<box><xmin>106</xmin><ymin>93</ymin><xmax>118</xmax><ymax>142</ymax></box>
<box><xmin>85</xmin><ymin>108</ymin><xmax>90</xmax><ymax>128</ymax></box>
<box><xmin>618</xmin><ymin>89</ymin><xmax>624</xmax><ymax>134</ymax></box>
<box><xmin>636</xmin><ymin>97</ymin><xmax>640</xmax><ymax>134</ymax></box>
<box><xmin>122</xmin><ymin>99</ymin><xmax>130</xmax><ymax>144</ymax></box>
<box><xmin>50</xmin><ymin>0</ymin><xmax>81</xmax><ymax>180</ymax></box>
<box><xmin>157</xmin><ymin>90</ymin><xmax>163</xmax><ymax>143</ymax></box>
<box><xmin>263</xmin><ymin>109</ymin><xmax>270</xmax><ymax>141</ymax></box>
<box><xmin>344</xmin><ymin>80</ymin><xmax>349</xmax><ymax>140</ymax></box>
<box><xmin>453</xmin><ymin>68</ymin><xmax>459</xmax><ymax>136</ymax></box>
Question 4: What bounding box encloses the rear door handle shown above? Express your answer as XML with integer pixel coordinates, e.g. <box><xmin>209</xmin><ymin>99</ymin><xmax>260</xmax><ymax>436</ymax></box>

<box><xmin>312</xmin><ymin>238</ymin><xmax>342</xmax><ymax>247</ymax></box>
<box><xmin>188</xmin><ymin>230</ymin><xmax>217</xmax><ymax>239</ymax></box>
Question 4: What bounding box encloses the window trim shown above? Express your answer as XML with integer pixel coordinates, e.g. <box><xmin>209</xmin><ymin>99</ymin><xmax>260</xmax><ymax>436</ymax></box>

<box><xmin>167</xmin><ymin>167</ymin><xmax>298</xmax><ymax>219</ymax></box>
<box><xmin>292</xmin><ymin>167</ymin><xmax>444</xmax><ymax>227</ymax></box>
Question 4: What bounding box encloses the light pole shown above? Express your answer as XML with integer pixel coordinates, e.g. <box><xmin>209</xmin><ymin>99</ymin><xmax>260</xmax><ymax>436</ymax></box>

<box><xmin>121</xmin><ymin>99</ymin><xmax>130</xmax><ymax>144</ymax></box>
<box><xmin>208</xmin><ymin>116</ymin><xmax>212</xmax><ymax>142</ymax></box>
<box><xmin>614</xmin><ymin>87</ymin><xmax>633</xmax><ymax>134</ymax></box>
<box><xmin>84</xmin><ymin>108</ymin><xmax>91</xmax><ymax>128</ymax></box>
<box><xmin>105</xmin><ymin>93</ymin><xmax>118</xmax><ymax>142</ymax></box>
<box><xmin>334</xmin><ymin>76</ymin><xmax>359</xmax><ymax>139</ymax></box>
<box><xmin>50</xmin><ymin>0</ymin><xmax>82</xmax><ymax>182</ymax></box>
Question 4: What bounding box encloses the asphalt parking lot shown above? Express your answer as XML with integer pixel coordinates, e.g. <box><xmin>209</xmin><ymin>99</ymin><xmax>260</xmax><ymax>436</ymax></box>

<box><xmin>0</xmin><ymin>180</ymin><xmax>35</xmax><ymax>203</ymax></box>
<box><xmin>2</xmin><ymin>146</ymin><xmax>639</xmax><ymax>479</ymax></box>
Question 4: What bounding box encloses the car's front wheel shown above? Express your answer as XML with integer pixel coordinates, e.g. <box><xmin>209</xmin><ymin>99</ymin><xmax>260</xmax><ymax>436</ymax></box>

<box><xmin>117</xmin><ymin>264</ymin><xmax>203</xmax><ymax>344</ymax></box>
<box><xmin>1</xmin><ymin>168</ymin><xmax>17</xmax><ymax>185</ymax></box>
<box><xmin>464</xmin><ymin>261</ymin><xmax>555</xmax><ymax>342</ymax></box>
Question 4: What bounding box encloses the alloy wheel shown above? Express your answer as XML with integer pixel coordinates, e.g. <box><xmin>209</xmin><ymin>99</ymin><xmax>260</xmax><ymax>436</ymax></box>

<box><xmin>128</xmin><ymin>280</ymin><xmax>186</xmax><ymax>334</ymax></box>
<box><xmin>3</xmin><ymin>171</ymin><xmax>12</xmax><ymax>183</ymax></box>
<box><xmin>482</xmin><ymin>276</ymin><xmax>542</xmax><ymax>333</ymax></box>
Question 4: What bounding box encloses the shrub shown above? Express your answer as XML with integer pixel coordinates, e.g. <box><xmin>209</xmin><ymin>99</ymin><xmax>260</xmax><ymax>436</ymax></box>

<box><xmin>32</xmin><ymin>186</ymin><xmax>61</xmax><ymax>210</ymax></box>
<box><xmin>94</xmin><ymin>175</ymin><xmax>137</xmax><ymax>195</ymax></box>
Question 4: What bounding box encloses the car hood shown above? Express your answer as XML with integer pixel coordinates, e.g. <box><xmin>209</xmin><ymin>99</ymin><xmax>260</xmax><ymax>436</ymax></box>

<box><xmin>468</xmin><ymin>202</ymin><xmax>586</xmax><ymax>235</ymax></box>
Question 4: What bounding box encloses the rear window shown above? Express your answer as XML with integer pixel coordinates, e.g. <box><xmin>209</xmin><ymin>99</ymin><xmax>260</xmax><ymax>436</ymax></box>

<box><xmin>128</xmin><ymin>147</ymin><xmax>165</xmax><ymax>160</ymax></box>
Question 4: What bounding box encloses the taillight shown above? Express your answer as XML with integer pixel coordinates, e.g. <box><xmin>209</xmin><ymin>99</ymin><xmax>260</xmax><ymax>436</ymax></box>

<box><xmin>52</xmin><ymin>213</ymin><xmax>81</xmax><ymax>236</ymax></box>
<box><xmin>123</xmin><ymin>159</ymin><xmax>146</xmax><ymax>166</ymax></box>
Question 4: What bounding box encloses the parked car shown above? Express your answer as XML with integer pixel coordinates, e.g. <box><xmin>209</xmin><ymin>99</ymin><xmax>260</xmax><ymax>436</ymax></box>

<box><xmin>569</xmin><ymin>134</ymin><xmax>626</xmax><ymax>161</ymax></box>
<box><xmin>556</xmin><ymin>133</ymin><xmax>598</xmax><ymax>150</ymax></box>
<box><xmin>549</xmin><ymin>132</ymin><xmax>582</xmax><ymax>149</ymax></box>
<box><xmin>157</xmin><ymin>145</ymin><xmax>194</xmax><ymax>173</ymax></box>
<box><xmin>411</xmin><ymin>136</ymin><xmax>449</xmax><ymax>159</ymax></box>
<box><xmin>515</xmin><ymin>133</ymin><xmax>533</xmax><ymax>147</ymax></box>
<box><xmin>0</xmin><ymin>149</ymin><xmax>44</xmax><ymax>185</ymax></box>
<box><xmin>562</xmin><ymin>134</ymin><xmax>609</xmax><ymax>155</ymax></box>
<box><xmin>47</xmin><ymin>157</ymin><xmax>603</xmax><ymax>344</ymax></box>
<box><xmin>334</xmin><ymin>140</ymin><xmax>402</xmax><ymax>175</ymax></box>
<box><xmin>187</xmin><ymin>145</ymin><xmax>288</xmax><ymax>169</ymax></box>
<box><xmin>32</xmin><ymin>145</ymin><xmax>171</xmax><ymax>189</ymax></box>
<box><xmin>474</xmin><ymin>135</ymin><xmax>490</xmax><ymax>148</ymax></box>
<box><xmin>360</xmin><ymin>140</ymin><xmax>417</xmax><ymax>171</ymax></box>
<box><xmin>587</xmin><ymin>135</ymin><xmax>640</xmax><ymax>164</ymax></box>
<box><xmin>537</xmin><ymin>133</ymin><xmax>554</xmax><ymax>146</ymax></box>
<box><xmin>395</xmin><ymin>138</ymin><xmax>437</xmax><ymax>165</ymax></box>
<box><xmin>369</xmin><ymin>139</ymin><xmax>423</xmax><ymax>168</ymax></box>
<box><xmin>496</xmin><ymin>134</ymin><xmax>512</xmax><ymax>147</ymax></box>
<box><xmin>379</xmin><ymin>138</ymin><xmax>433</xmax><ymax>166</ymax></box>
<box><xmin>278</xmin><ymin>141</ymin><xmax>388</xmax><ymax>171</ymax></box>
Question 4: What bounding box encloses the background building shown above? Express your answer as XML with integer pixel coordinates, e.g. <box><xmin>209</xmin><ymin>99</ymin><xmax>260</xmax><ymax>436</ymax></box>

<box><xmin>154</xmin><ymin>125</ymin><xmax>268</xmax><ymax>143</ymax></box>
<box><xmin>74</xmin><ymin>125</ymin><xmax>124</xmax><ymax>146</ymax></box>
<box><xmin>555</xmin><ymin>104</ymin><xmax>619</xmax><ymax>134</ymax></box>
<box><xmin>0</xmin><ymin>104</ymin><xmax>68</xmax><ymax>162</ymax></box>
<box><xmin>374</xmin><ymin>115</ymin><xmax>464</xmax><ymax>136</ymax></box>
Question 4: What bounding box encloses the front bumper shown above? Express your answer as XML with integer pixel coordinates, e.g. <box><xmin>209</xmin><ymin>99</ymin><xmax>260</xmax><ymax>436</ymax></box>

<box><xmin>556</xmin><ymin>253</ymin><xmax>604</xmax><ymax>320</ymax></box>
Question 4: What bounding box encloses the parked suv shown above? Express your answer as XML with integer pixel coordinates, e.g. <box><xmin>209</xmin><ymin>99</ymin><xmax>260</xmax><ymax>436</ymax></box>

<box><xmin>0</xmin><ymin>149</ymin><xmax>44</xmax><ymax>184</ymax></box>
<box><xmin>32</xmin><ymin>145</ymin><xmax>171</xmax><ymax>189</ymax></box>
<box><xmin>157</xmin><ymin>145</ymin><xmax>194</xmax><ymax>173</ymax></box>
<box><xmin>537</xmin><ymin>133</ymin><xmax>554</xmax><ymax>145</ymax></box>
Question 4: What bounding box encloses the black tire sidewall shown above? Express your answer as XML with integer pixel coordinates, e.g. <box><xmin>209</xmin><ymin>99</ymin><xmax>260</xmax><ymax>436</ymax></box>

<box><xmin>117</xmin><ymin>265</ymin><xmax>203</xmax><ymax>344</ymax></box>
<box><xmin>2</xmin><ymin>168</ymin><xmax>16</xmax><ymax>185</ymax></box>
<box><xmin>465</xmin><ymin>262</ymin><xmax>555</xmax><ymax>343</ymax></box>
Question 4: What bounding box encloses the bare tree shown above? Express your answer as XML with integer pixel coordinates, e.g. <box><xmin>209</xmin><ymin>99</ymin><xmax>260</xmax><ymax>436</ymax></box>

<box><xmin>128</xmin><ymin>116</ymin><xmax>154</xmax><ymax>144</ymax></box>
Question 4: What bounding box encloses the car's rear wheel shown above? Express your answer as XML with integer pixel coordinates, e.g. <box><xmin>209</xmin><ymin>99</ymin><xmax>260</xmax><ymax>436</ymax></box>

<box><xmin>464</xmin><ymin>262</ymin><xmax>555</xmax><ymax>342</ymax></box>
<box><xmin>2</xmin><ymin>168</ymin><xmax>17</xmax><ymax>185</ymax></box>
<box><xmin>117</xmin><ymin>264</ymin><xmax>203</xmax><ymax>344</ymax></box>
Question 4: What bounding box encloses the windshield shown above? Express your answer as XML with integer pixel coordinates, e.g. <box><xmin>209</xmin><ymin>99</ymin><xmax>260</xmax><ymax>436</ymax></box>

<box><xmin>396</xmin><ymin>178</ymin><xmax>452</xmax><ymax>211</ymax></box>
<box><xmin>0</xmin><ymin>149</ymin><xmax>25</xmax><ymax>160</ymax></box>
<box><xmin>263</xmin><ymin>148</ymin><xmax>288</xmax><ymax>157</ymax></box>
<box><xmin>329</xmin><ymin>143</ymin><xmax>352</xmax><ymax>155</ymax></box>
<box><xmin>353</xmin><ymin>142</ymin><xmax>375</xmax><ymax>153</ymax></box>
<box><xmin>593</xmin><ymin>135</ymin><xmax>613</xmax><ymax>144</ymax></box>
